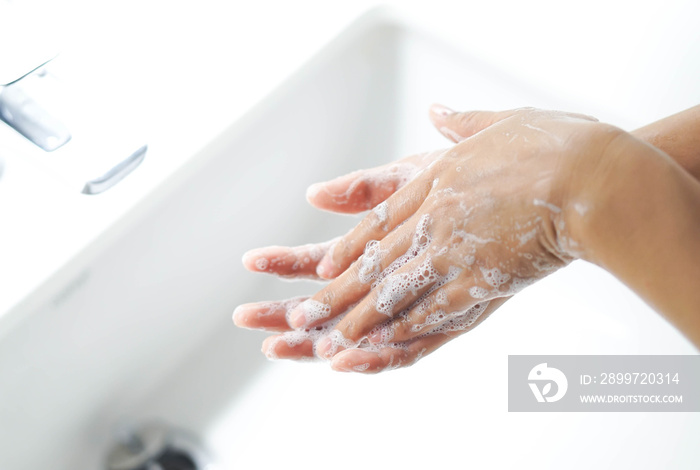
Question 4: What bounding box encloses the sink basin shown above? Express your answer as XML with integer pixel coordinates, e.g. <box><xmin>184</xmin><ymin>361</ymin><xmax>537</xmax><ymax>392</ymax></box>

<box><xmin>0</xmin><ymin>8</ymin><xmax>697</xmax><ymax>470</ymax></box>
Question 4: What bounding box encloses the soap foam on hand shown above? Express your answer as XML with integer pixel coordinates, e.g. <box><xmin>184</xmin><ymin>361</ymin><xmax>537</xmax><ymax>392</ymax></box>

<box><xmin>262</xmin><ymin>219</ymin><xmax>490</xmax><ymax>368</ymax></box>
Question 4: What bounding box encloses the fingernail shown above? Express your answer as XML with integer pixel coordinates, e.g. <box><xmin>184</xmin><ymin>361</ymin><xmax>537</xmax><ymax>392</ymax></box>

<box><xmin>241</xmin><ymin>250</ymin><xmax>254</xmax><ymax>266</ymax></box>
<box><xmin>306</xmin><ymin>182</ymin><xmax>323</xmax><ymax>202</ymax></box>
<box><xmin>330</xmin><ymin>349</ymin><xmax>354</xmax><ymax>372</ymax></box>
<box><xmin>317</xmin><ymin>244</ymin><xmax>338</xmax><ymax>279</ymax></box>
<box><xmin>232</xmin><ymin>305</ymin><xmax>246</xmax><ymax>326</ymax></box>
<box><xmin>367</xmin><ymin>330</ymin><xmax>383</xmax><ymax>344</ymax></box>
<box><xmin>331</xmin><ymin>350</ymin><xmax>373</xmax><ymax>373</ymax></box>
<box><xmin>316</xmin><ymin>257</ymin><xmax>334</xmax><ymax>279</ymax></box>
<box><xmin>331</xmin><ymin>358</ymin><xmax>351</xmax><ymax>372</ymax></box>
<box><xmin>243</xmin><ymin>249</ymin><xmax>272</xmax><ymax>272</ymax></box>
<box><xmin>288</xmin><ymin>307</ymin><xmax>306</xmax><ymax>329</ymax></box>
<box><xmin>315</xmin><ymin>336</ymin><xmax>332</xmax><ymax>359</ymax></box>
<box><xmin>261</xmin><ymin>336</ymin><xmax>278</xmax><ymax>360</ymax></box>
<box><xmin>368</xmin><ymin>323</ymin><xmax>394</xmax><ymax>344</ymax></box>
<box><xmin>430</xmin><ymin>104</ymin><xmax>455</xmax><ymax>117</ymax></box>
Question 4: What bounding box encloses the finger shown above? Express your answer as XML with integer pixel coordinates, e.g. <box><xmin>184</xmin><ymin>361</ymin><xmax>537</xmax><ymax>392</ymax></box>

<box><xmin>306</xmin><ymin>160</ymin><xmax>424</xmax><ymax>214</ymax></box>
<box><xmin>428</xmin><ymin>105</ymin><xmax>522</xmax><ymax>143</ymax></box>
<box><xmin>232</xmin><ymin>296</ymin><xmax>308</xmax><ymax>332</ymax></box>
<box><xmin>261</xmin><ymin>332</ymin><xmax>316</xmax><ymax>361</ymax></box>
<box><xmin>242</xmin><ymin>238</ymin><xmax>338</xmax><ymax>281</ymax></box>
<box><xmin>316</xmin><ymin>176</ymin><xmax>435</xmax><ymax>279</ymax></box>
<box><xmin>330</xmin><ymin>298</ymin><xmax>508</xmax><ymax>373</ymax></box>
<box><xmin>330</xmin><ymin>342</ymin><xmax>416</xmax><ymax>373</ymax></box>
<box><xmin>316</xmin><ymin>249</ymin><xmax>451</xmax><ymax>359</ymax></box>
<box><xmin>286</xmin><ymin>216</ymin><xmax>422</xmax><ymax>330</ymax></box>
<box><xmin>378</xmin><ymin>273</ymin><xmax>505</xmax><ymax>343</ymax></box>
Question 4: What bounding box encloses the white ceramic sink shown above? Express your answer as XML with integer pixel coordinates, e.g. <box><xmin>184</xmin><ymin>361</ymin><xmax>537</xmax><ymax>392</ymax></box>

<box><xmin>0</xmin><ymin>9</ymin><xmax>697</xmax><ymax>470</ymax></box>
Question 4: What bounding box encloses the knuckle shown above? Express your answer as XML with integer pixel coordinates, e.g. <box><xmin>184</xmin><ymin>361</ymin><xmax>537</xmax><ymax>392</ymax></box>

<box><xmin>429</xmin><ymin>251</ymin><xmax>453</xmax><ymax>275</ymax></box>
<box><xmin>319</xmin><ymin>289</ymin><xmax>336</xmax><ymax>306</ymax></box>
<box><xmin>332</xmin><ymin>237</ymin><xmax>354</xmax><ymax>262</ymax></box>
<box><xmin>392</xmin><ymin>319</ymin><xmax>410</xmax><ymax>340</ymax></box>
<box><xmin>341</xmin><ymin>318</ymin><xmax>363</xmax><ymax>341</ymax></box>
<box><xmin>455</xmin><ymin>111</ymin><xmax>478</xmax><ymax>128</ymax></box>
<box><xmin>364</xmin><ymin>210</ymin><xmax>384</xmax><ymax>233</ymax></box>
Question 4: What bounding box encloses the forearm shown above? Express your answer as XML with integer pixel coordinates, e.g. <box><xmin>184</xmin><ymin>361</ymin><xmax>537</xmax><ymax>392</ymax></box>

<box><xmin>573</xmin><ymin>133</ymin><xmax>700</xmax><ymax>347</ymax></box>
<box><xmin>632</xmin><ymin>105</ymin><xmax>700</xmax><ymax>181</ymax></box>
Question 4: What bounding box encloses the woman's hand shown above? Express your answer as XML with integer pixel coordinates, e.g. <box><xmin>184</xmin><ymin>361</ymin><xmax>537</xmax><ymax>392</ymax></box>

<box><xmin>234</xmin><ymin>107</ymin><xmax>625</xmax><ymax>372</ymax></box>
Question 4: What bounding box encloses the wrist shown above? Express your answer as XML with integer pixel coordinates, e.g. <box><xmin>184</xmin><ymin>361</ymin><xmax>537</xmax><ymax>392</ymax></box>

<box><xmin>563</xmin><ymin>128</ymin><xmax>700</xmax><ymax>344</ymax></box>
<box><xmin>555</xmin><ymin>124</ymin><xmax>628</xmax><ymax>261</ymax></box>
<box><xmin>565</xmin><ymin>130</ymin><xmax>677</xmax><ymax>267</ymax></box>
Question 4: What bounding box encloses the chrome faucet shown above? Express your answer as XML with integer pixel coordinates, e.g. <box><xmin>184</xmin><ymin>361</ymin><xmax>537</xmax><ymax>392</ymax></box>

<box><xmin>0</xmin><ymin>1</ymin><xmax>147</xmax><ymax>194</ymax></box>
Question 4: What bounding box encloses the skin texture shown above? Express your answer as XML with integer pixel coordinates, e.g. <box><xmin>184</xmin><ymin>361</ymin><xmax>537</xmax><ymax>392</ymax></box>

<box><xmin>234</xmin><ymin>105</ymin><xmax>700</xmax><ymax>373</ymax></box>
<box><xmin>631</xmin><ymin>105</ymin><xmax>700</xmax><ymax>181</ymax></box>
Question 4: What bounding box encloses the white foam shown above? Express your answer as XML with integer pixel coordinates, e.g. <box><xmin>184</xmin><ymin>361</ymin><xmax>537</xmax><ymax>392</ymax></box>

<box><xmin>362</xmin><ymin>341</ymin><xmax>409</xmax><ymax>354</ymax></box>
<box><xmin>532</xmin><ymin>258</ymin><xmax>558</xmax><ymax>273</ymax></box>
<box><xmin>479</xmin><ymin>266</ymin><xmax>511</xmax><ymax>288</ymax></box>
<box><xmin>533</xmin><ymin>198</ymin><xmax>562</xmax><ymax>213</ymax></box>
<box><xmin>423</xmin><ymin>310</ymin><xmax>447</xmax><ymax>327</ymax></box>
<box><xmin>373</xmin><ymin>200</ymin><xmax>389</xmax><ymax>227</ymax></box>
<box><xmin>469</xmin><ymin>286</ymin><xmax>489</xmax><ymax>299</ymax></box>
<box><xmin>320</xmin><ymin>329</ymin><xmax>361</xmax><ymax>359</ymax></box>
<box><xmin>297</xmin><ymin>299</ymin><xmax>332</xmax><ymax>323</ymax></box>
<box><xmin>264</xmin><ymin>330</ymin><xmax>311</xmax><ymax>361</ymax></box>
<box><xmin>264</xmin><ymin>313</ymin><xmax>344</xmax><ymax>361</ymax></box>
<box><xmin>452</xmin><ymin>230</ymin><xmax>494</xmax><ymax>246</ymax></box>
<box><xmin>376</xmin><ymin>258</ymin><xmax>440</xmax><ymax>316</ymax></box>
<box><xmin>358</xmin><ymin>240</ymin><xmax>387</xmax><ymax>284</ymax></box>
<box><xmin>517</xmin><ymin>228</ymin><xmax>537</xmax><ymax>246</ymax></box>
<box><xmin>573</xmin><ymin>202</ymin><xmax>589</xmax><ymax>216</ymax></box>
<box><xmin>260</xmin><ymin>205</ymin><xmax>503</xmax><ymax>367</ymax></box>
<box><xmin>254</xmin><ymin>258</ymin><xmax>270</xmax><ymax>271</ymax></box>
<box><xmin>374</xmin><ymin>214</ymin><xmax>433</xmax><ymax>286</ymax></box>
<box><xmin>429</xmin><ymin>301</ymin><xmax>490</xmax><ymax>334</ymax></box>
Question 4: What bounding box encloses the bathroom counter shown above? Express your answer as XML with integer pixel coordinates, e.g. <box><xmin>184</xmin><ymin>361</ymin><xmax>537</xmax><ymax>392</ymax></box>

<box><xmin>0</xmin><ymin>0</ymin><xmax>699</xmax><ymax>333</ymax></box>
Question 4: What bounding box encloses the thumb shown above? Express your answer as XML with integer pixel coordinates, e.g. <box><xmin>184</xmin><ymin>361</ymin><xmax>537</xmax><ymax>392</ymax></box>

<box><xmin>428</xmin><ymin>104</ymin><xmax>520</xmax><ymax>143</ymax></box>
